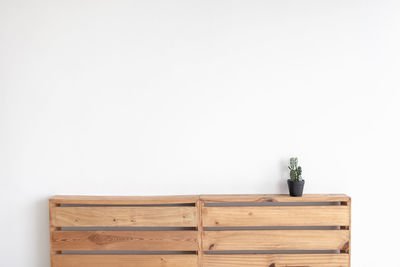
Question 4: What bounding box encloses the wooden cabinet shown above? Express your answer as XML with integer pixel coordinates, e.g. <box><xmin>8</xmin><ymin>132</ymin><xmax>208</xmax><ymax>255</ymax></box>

<box><xmin>49</xmin><ymin>194</ymin><xmax>351</xmax><ymax>267</ymax></box>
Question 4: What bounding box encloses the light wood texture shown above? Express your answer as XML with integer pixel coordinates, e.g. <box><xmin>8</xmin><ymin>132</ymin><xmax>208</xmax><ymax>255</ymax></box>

<box><xmin>202</xmin><ymin>254</ymin><xmax>349</xmax><ymax>267</ymax></box>
<box><xmin>51</xmin><ymin>195</ymin><xmax>199</xmax><ymax>205</ymax></box>
<box><xmin>203</xmin><ymin>230</ymin><xmax>349</xmax><ymax>251</ymax></box>
<box><xmin>49</xmin><ymin>195</ymin><xmax>351</xmax><ymax>267</ymax></box>
<box><xmin>52</xmin><ymin>206</ymin><xmax>197</xmax><ymax>227</ymax></box>
<box><xmin>202</xmin><ymin>206</ymin><xmax>350</xmax><ymax>227</ymax></box>
<box><xmin>49</xmin><ymin>201</ymin><xmax>60</xmax><ymax>267</ymax></box>
<box><xmin>53</xmin><ymin>255</ymin><xmax>198</xmax><ymax>267</ymax></box>
<box><xmin>52</xmin><ymin>231</ymin><xmax>198</xmax><ymax>251</ymax></box>
<box><xmin>200</xmin><ymin>194</ymin><xmax>350</xmax><ymax>203</ymax></box>
<box><xmin>50</xmin><ymin>194</ymin><xmax>350</xmax><ymax>205</ymax></box>
<box><xmin>348</xmin><ymin>198</ymin><xmax>352</xmax><ymax>266</ymax></box>
<box><xmin>196</xmin><ymin>200</ymin><xmax>204</xmax><ymax>267</ymax></box>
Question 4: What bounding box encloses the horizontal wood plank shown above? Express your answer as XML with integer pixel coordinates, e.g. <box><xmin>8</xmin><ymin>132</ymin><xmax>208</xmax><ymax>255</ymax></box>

<box><xmin>52</xmin><ymin>207</ymin><xmax>197</xmax><ymax>227</ymax></box>
<box><xmin>52</xmin><ymin>231</ymin><xmax>198</xmax><ymax>251</ymax></box>
<box><xmin>50</xmin><ymin>195</ymin><xmax>199</xmax><ymax>205</ymax></box>
<box><xmin>202</xmin><ymin>254</ymin><xmax>349</xmax><ymax>267</ymax></box>
<box><xmin>50</xmin><ymin>194</ymin><xmax>350</xmax><ymax>205</ymax></box>
<box><xmin>53</xmin><ymin>255</ymin><xmax>198</xmax><ymax>267</ymax></box>
<box><xmin>200</xmin><ymin>194</ymin><xmax>350</xmax><ymax>203</ymax></box>
<box><xmin>203</xmin><ymin>230</ymin><xmax>349</xmax><ymax>251</ymax></box>
<box><xmin>202</xmin><ymin>206</ymin><xmax>349</xmax><ymax>227</ymax></box>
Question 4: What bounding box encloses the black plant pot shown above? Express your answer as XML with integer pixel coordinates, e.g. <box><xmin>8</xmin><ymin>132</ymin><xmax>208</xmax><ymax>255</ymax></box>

<box><xmin>287</xmin><ymin>179</ymin><xmax>305</xmax><ymax>197</ymax></box>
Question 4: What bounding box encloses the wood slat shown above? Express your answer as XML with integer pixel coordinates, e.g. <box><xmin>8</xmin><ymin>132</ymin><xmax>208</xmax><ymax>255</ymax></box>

<box><xmin>202</xmin><ymin>206</ymin><xmax>349</xmax><ymax>227</ymax></box>
<box><xmin>53</xmin><ymin>255</ymin><xmax>198</xmax><ymax>267</ymax></box>
<box><xmin>50</xmin><ymin>194</ymin><xmax>350</xmax><ymax>205</ymax></box>
<box><xmin>348</xmin><ymin>198</ymin><xmax>352</xmax><ymax>266</ymax></box>
<box><xmin>52</xmin><ymin>231</ymin><xmax>198</xmax><ymax>251</ymax></box>
<box><xmin>49</xmin><ymin>201</ymin><xmax>59</xmax><ymax>267</ymax></box>
<box><xmin>203</xmin><ymin>230</ymin><xmax>349</xmax><ymax>251</ymax></box>
<box><xmin>52</xmin><ymin>207</ymin><xmax>197</xmax><ymax>227</ymax></box>
<box><xmin>202</xmin><ymin>254</ymin><xmax>349</xmax><ymax>267</ymax></box>
<box><xmin>196</xmin><ymin>200</ymin><xmax>204</xmax><ymax>267</ymax></box>
<box><xmin>200</xmin><ymin>194</ymin><xmax>350</xmax><ymax>203</ymax></box>
<box><xmin>51</xmin><ymin>195</ymin><xmax>199</xmax><ymax>205</ymax></box>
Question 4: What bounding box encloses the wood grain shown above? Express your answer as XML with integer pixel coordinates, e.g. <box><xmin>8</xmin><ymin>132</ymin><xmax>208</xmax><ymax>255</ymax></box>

<box><xmin>49</xmin><ymin>195</ymin><xmax>351</xmax><ymax>267</ymax></box>
<box><xmin>348</xmin><ymin>198</ymin><xmax>352</xmax><ymax>266</ymax></box>
<box><xmin>203</xmin><ymin>230</ymin><xmax>349</xmax><ymax>251</ymax></box>
<box><xmin>202</xmin><ymin>254</ymin><xmax>349</xmax><ymax>267</ymax></box>
<box><xmin>50</xmin><ymin>195</ymin><xmax>199</xmax><ymax>205</ymax></box>
<box><xmin>49</xmin><ymin>200</ymin><xmax>60</xmax><ymax>267</ymax></box>
<box><xmin>52</xmin><ymin>231</ymin><xmax>198</xmax><ymax>251</ymax></box>
<box><xmin>200</xmin><ymin>194</ymin><xmax>350</xmax><ymax>203</ymax></box>
<box><xmin>52</xmin><ymin>206</ymin><xmax>197</xmax><ymax>227</ymax></box>
<box><xmin>50</xmin><ymin>195</ymin><xmax>350</xmax><ymax>205</ymax></box>
<box><xmin>196</xmin><ymin>200</ymin><xmax>204</xmax><ymax>267</ymax></box>
<box><xmin>202</xmin><ymin>206</ymin><xmax>350</xmax><ymax>227</ymax></box>
<box><xmin>53</xmin><ymin>255</ymin><xmax>198</xmax><ymax>267</ymax></box>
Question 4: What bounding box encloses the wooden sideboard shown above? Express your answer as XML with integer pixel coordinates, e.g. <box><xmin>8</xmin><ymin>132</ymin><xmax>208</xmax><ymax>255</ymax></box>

<box><xmin>49</xmin><ymin>194</ymin><xmax>351</xmax><ymax>267</ymax></box>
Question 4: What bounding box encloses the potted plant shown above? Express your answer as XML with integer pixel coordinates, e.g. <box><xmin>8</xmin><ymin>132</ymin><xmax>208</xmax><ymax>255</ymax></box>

<box><xmin>287</xmin><ymin>157</ymin><xmax>305</xmax><ymax>197</ymax></box>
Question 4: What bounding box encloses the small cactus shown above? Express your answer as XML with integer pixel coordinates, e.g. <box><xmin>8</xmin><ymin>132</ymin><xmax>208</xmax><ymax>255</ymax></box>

<box><xmin>288</xmin><ymin>157</ymin><xmax>303</xmax><ymax>182</ymax></box>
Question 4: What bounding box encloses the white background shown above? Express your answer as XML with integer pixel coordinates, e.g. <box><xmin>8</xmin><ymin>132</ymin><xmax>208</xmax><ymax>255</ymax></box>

<box><xmin>1</xmin><ymin>0</ymin><xmax>400</xmax><ymax>266</ymax></box>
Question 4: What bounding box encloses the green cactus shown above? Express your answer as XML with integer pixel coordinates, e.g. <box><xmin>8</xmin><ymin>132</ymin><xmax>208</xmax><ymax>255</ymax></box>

<box><xmin>288</xmin><ymin>157</ymin><xmax>303</xmax><ymax>182</ymax></box>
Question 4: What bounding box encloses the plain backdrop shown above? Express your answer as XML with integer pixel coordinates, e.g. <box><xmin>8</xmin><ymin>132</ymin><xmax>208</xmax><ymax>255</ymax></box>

<box><xmin>1</xmin><ymin>0</ymin><xmax>400</xmax><ymax>266</ymax></box>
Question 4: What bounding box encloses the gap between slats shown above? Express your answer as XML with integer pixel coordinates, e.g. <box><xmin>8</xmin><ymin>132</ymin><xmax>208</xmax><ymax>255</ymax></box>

<box><xmin>204</xmin><ymin>226</ymin><xmax>341</xmax><ymax>230</ymax></box>
<box><xmin>204</xmin><ymin>202</ymin><xmax>343</xmax><ymax>207</ymax></box>
<box><xmin>60</xmin><ymin>251</ymin><xmax>198</xmax><ymax>255</ymax></box>
<box><xmin>57</xmin><ymin>250</ymin><xmax>345</xmax><ymax>255</ymax></box>
<box><xmin>59</xmin><ymin>227</ymin><xmax>197</xmax><ymax>231</ymax></box>
<box><xmin>59</xmin><ymin>203</ymin><xmax>196</xmax><ymax>207</ymax></box>
<box><xmin>204</xmin><ymin>250</ymin><xmax>342</xmax><ymax>254</ymax></box>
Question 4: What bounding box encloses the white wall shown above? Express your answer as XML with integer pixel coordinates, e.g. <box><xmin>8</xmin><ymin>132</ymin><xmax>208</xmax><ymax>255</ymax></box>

<box><xmin>1</xmin><ymin>0</ymin><xmax>399</xmax><ymax>266</ymax></box>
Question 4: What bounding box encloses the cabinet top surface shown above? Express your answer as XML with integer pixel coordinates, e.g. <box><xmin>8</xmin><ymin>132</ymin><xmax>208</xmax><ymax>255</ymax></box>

<box><xmin>50</xmin><ymin>194</ymin><xmax>350</xmax><ymax>204</ymax></box>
